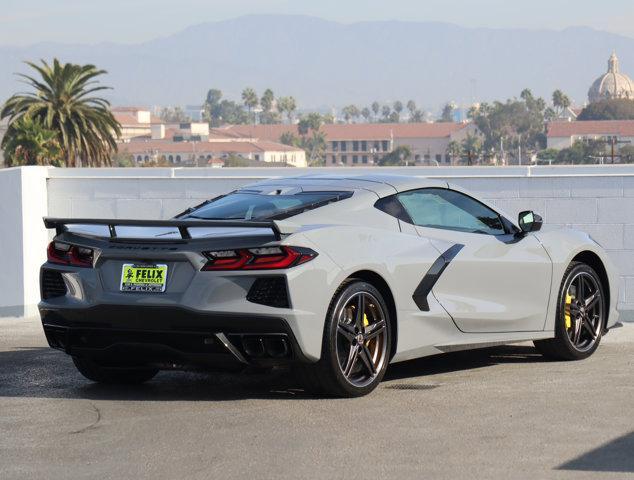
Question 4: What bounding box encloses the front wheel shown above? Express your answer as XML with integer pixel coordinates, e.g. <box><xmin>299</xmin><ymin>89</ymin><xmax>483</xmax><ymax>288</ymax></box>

<box><xmin>296</xmin><ymin>280</ymin><xmax>391</xmax><ymax>397</ymax></box>
<box><xmin>72</xmin><ymin>357</ymin><xmax>159</xmax><ymax>384</ymax></box>
<box><xmin>534</xmin><ymin>262</ymin><xmax>606</xmax><ymax>360</ymax></box>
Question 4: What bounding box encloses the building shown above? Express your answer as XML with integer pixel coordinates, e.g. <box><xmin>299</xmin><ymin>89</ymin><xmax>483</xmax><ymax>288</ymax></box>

<box><xmin>547</xmin><ymin>120</ymin><xmax>634</xmax><ymax>153</ymax></box>
<box><xmin>220</xmin><ymin>122</ymin><xmax>480</xmax><ymax>166</ymax></box>
<box><xmin>588</xmin><ymin>53</ymin><xmax>634</xmax><ymax>103</ymax></box>
<box><xmin>120</xmin><ymin>139</ymin><xmax>306</xmax><ymax>167</ymax></box>
<box><xmin>112</xmin><ymin>107</ymin><xmax>162</xmax><ymax>140</ymax></box>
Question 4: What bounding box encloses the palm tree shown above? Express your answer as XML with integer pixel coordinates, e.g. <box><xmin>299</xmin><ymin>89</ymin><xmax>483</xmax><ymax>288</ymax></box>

<box><xmin>552</xmin><ymin>89</ymin><xmax>571</xmax><ymax>115</ymax></box>
<box><xmin>241</xmin><ymin>87</ymin><xmax>259</xmax><ymax>123</ymax></box>
<box><xmin>1</xmin><ymin>59</ymin><xmax>121</xmax><ymax>167</ymax></box>
<box><xmin>393</xmin><ymin>101</ymin><xmax>403</xmax><ymax>122</ymax></box>
<box><xmin>381</xmin><ymin>105</ymin><xmax>391</xmax><ymax>122</ymax></box>
<box><xmin>260</xmin><ymin>89</ymin><xmax>275</xmax><ymax>112</ymax></box>
<box><xmin>371</xmin><ymin>102</ymin><xmax>380</xmax><ymax>120</ymax></box>
<box><xmin>461</xmin><ymin>133</ymin><xmax>482</xmax><ymax>165</ymax></box>
<box><xmin>445</xmin><ymin>140</ymin><xmax>463</xmax><ymax>166</ymax></box>
<box><xmin>361</xmin><ymin>107</ymin><xmax>371</xmax><ymax>122</ymax></box>
<box><xmin>277</xmin><ymin>96</ymin><xmax>297</xmax><ymax>123</ymax></box>
<box><xmin>2</xmin><ymin>115</ymin><xmax>62</xmax><ymax>166</ymax></box>
<box><xmin>406</xmin><ymin>100</ymin><xmax>417</xmax><ymax>116</ymax></box>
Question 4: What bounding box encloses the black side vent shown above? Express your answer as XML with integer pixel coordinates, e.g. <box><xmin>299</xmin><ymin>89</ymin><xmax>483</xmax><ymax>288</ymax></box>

<box><xmin>41</xmin><ymin>269</ymin><xmax>67</xmax><ymax>300</ymax></box>
<box><xmin>247</xmin><ymin>277</ymin><xmax>290</xmax><ymax>308</ymax></box>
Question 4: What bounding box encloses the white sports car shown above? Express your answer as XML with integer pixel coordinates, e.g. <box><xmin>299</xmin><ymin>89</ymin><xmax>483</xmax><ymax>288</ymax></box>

<box><xmin>40</xmin><ymin>175</ymin><xmax>619</xmax><ymax>397</ymax></box>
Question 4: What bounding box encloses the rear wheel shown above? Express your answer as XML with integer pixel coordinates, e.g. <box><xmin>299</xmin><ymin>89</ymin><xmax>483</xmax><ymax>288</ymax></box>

<box><xmin>296</xmin><ymin>280</ymin><xmax>391</xmax><ymax>397</ymax></box>
<box><xmin>72</xmin><ymin>357</ymin><xmax>158</xmax><ymax>384</ymax></box>
<box><xmin>534</xmin><ymin>262</ymin><xmax>605</xmax><ymax>360</ymax></box>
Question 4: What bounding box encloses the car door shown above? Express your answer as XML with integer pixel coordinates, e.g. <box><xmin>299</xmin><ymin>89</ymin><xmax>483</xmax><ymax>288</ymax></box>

<box><xmin>395</xmin><ymin>187</ymin><xmax>552</xmax><ymax>333</ymax></box>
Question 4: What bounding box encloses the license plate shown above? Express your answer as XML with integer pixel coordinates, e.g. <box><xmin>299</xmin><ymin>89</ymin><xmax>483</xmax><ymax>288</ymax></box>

<box><xmin>120</xmin><ymin>264</ymin><xmax>168</xmax><ymax>293</ymax></box>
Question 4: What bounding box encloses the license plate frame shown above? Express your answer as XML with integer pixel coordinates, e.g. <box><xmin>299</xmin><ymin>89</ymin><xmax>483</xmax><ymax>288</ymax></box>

<box><xmin>120</xmin><ymin>264</ymin><xmax>168</xmax><ymax>293</ymax></box>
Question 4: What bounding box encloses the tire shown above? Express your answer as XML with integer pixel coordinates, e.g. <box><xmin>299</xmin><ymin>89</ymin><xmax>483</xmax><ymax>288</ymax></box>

<box><xmin>534</xmin><ymin>262</ymin><xmax>606</xmax><ymax>361</ymax></box>
<box><xmin>72</xmin><ymin>357</ymin><xmax>159</xmax><ymax>384</ymax></box>
<box><xmin>296</xmin><ymin>280</ymin><xmax>392</xmax><ymax>397</ymax></box>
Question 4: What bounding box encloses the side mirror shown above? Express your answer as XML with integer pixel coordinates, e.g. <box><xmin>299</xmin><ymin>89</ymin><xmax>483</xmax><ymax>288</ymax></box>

<box><xmin>518</xmin><ymin>210</ymin><xmax>543</xmax><ymax>233</ymax></box>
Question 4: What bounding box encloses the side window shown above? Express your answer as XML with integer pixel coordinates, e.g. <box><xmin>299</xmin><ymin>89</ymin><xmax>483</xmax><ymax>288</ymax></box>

<box><xmin>396</xmin><ymin>188</ymin><xmax>506</xmax><ymax>235</ymax></box>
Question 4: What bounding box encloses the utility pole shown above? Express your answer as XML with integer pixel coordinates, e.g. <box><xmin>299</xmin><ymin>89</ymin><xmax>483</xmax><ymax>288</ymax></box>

<box><xmin>609</xmin><ymin>136</ymin><xmax>631</xmax><ymax>163</ymax></box>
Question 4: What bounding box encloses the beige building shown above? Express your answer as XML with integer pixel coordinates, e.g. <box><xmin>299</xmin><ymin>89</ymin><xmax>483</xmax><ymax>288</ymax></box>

<box><xmin>120</xmin><ymin>139</ymin><xmax>306</xmax><ymax>167</ymax></box>
<box><xmin>588</xmin><ymin>53</ymin><xmax>634</xmax><ymax>103</ymax></box>
<box><xmin>547</xmin><ymin>120</ymin><xmax>634</xmax><ymax>151</ymax></box>
<box><xmin>222</xmin><ymin>122</ymin><xmax>481</xmax><ymax>166</ymax></box>
<box><xmin>112</xmin><ymin>107</ymin><xmax>162</xmax><ymax>140</ymax></box>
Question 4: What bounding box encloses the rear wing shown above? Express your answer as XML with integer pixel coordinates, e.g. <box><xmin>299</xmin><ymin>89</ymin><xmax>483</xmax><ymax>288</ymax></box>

<box><xmin>43</xmin><ymin>218</ymin><xmax>300</xmax><ymax>241</ymax></box>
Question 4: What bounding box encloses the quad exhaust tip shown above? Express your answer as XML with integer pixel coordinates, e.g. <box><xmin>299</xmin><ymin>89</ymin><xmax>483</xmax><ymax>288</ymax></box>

<box><xmin>241</xmin><ymin>335</ymin><xmax>290</xmax><ymax>359</ymax></box>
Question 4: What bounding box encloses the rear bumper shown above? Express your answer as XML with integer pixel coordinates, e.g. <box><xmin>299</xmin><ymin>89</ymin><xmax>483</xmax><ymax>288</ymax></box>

<box><xmin>40</xmin><ymin>304</ymin><xmax>312</xmax><ymax>370</ymax></box>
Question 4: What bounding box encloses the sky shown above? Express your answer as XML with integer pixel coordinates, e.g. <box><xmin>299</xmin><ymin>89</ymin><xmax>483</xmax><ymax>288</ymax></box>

<box><xmin>2</xmin><ymin>0</ymin><xmax>634</xmax><ymax>46</ymax></box>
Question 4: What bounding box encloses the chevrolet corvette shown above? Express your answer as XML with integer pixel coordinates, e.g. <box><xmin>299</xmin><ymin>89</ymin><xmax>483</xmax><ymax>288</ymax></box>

<box><xmin>39</xmin><ymin>175</ymin><xmax>619</xmax><ymax>397</ymax></box>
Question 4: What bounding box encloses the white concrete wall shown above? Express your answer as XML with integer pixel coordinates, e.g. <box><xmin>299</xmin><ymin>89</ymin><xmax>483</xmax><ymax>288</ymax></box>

<box><xmin>0</xmin><ymin>167</ymin><xmax>48</xmax><ymax>317</ymax></box>
<box><xmin>3</xmin><ymin>165</ymin><xmax>634</xmax><ymax>319</ymax></box>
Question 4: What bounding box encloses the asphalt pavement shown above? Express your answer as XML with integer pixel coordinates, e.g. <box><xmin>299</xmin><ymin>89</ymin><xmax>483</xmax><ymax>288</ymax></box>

<box><xmin>1</xmin><ymin>317</ymin><xmax>633</xmax><ymax>480</ymax></box>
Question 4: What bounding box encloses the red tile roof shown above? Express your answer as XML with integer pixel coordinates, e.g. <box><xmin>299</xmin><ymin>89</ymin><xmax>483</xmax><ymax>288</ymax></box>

<box><xmin>220</xmin><ymin>122</ymin><xmax>469</xmax><ymax>142</ymax></box>
<box><xmin>547</xmin><ymin>120</ymin><xmax>634</xmax><ymax>137</ymax></box>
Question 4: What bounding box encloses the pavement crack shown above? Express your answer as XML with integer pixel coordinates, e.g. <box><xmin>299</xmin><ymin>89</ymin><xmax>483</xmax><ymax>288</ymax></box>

<box><xmin>70</xmin><ymin>402</ymin><xmax>101</xmax><ymax>434</ymax></box>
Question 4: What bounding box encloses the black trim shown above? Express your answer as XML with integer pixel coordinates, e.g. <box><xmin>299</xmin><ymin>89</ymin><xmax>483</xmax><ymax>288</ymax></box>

<box><xmin>412</xmin><ymin>244</ymin><xmax>464</xmax><ymax>311</ymax></box>
<box><xmin>43</xmin><ymin>217</ymin><xmax>284</xmax><ymax>241</ymax></box>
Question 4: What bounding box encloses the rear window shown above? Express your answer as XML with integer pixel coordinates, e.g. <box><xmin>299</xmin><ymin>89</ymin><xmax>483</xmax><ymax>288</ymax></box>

<box><xmin>183</xmin><ymin>191</ymin><xmax>352</xmax><ymax>221</ymax></box>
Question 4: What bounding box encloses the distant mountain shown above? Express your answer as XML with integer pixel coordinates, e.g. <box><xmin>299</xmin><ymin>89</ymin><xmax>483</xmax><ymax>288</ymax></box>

<box><xmin>1</xmin><ymin>15</ymin><xmax>633</xmax><ymax>110</ymax></box>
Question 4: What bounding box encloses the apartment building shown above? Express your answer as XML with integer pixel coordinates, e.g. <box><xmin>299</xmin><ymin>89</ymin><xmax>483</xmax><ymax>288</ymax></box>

<box><xmin>547</xmin><ymin>120</ymin><xmax>634</xmax><ymax>150</ymax></box>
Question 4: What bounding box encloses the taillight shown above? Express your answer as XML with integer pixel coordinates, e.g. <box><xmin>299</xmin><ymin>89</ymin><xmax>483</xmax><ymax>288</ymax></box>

<box><xmin>47</xmin><ymin>242</ymin><xmax>94</xmax><ymax>268</ymax></box>
<box><xmin>202</xmin><ymin>246</ymin><xmax>317</xmax><ymax>271</ymax></box>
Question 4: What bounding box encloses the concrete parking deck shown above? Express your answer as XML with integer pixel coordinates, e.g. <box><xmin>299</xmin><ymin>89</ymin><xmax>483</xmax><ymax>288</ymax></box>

<box><xmin>1</xmin><ymin>317</ymin><xmax>633</xmax><ymax>480</ymax></box>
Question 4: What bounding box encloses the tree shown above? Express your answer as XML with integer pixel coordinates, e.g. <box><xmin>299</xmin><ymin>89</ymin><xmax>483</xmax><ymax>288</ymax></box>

<box><xmin>552</xmin><ymin>89</ymin><xmax>571</xmax><ymax>114</ymax></box>
<box><xmin>378</xmin><ymin>145</ymin><xmax>412</xmax><ymax>166</ymax></box>
<box><xmin>280</xmin><ymin>132</ymin><xmax>298</xmax><ymax>146</ymax></box>
<box><xmin>618</xmin><ymin>145</ymin><xmax>634</xmax><ymax>163</ymax></box>
<box><xmin>298</xmin><ymin>113</ymin><xmax>323</xmax><ymax>135</ymax></box>
<box><xmin>361</xmin><ymin>107</ymin><xmax>372</xmax><ymax>122</ymax></box>
<box><xmin>409</xmin><ymin>109</ymin><xmax>425</xmax><ymax>123</ymax></box>
<box><xmin>1</xmin><ymin>116</ymin><xmax>62</xmax><ymax>166</ymax></box>
<box><xmin>469</xmin><ymin>90</ymin><xmax>550</xmax><ymax>163</ymax></box>
<box><xmin>260</xmin><ymin>89</ymin><xmax>275</xmax><ymax>113</ymax></box>
<box><xmin>342</xmin><ymin>105</ymin><xmax>360</xmax><ymax>123</ymax></box>
<box><xmin>381</xmin><ymin>105</ymin><xmax>391</xmax><ymax>121</ymax></box>
<box><xmin>371</xmin><ymin>102</ymin><xmax>380</xmax><ymax>120</ymax></box>
<box><xmin>259</xmin><ymin>88</ymin><xmax>277</xmax><ymax>124</ymax></box>
<box><xmin>300</xmin><ymin>130</ymin><xmax>327</xmax><ymax>166</ymax></box>
<box><xmin>277</xmin><ymin>96</ymin><xmax>297</xmax><ymax>123</ymax></box>
<box><xmin>554</xmin><ymin>139</ymin><xmax>607</xmax><ymax>164</ymax></box>
<box><xmin>406</xmin><ymin>100</ymin><xmax>417</xmax><ymax>117</ymax></box>
<box><xmin>461</xmin><ymin>133</ymin><xmax>482</xmax><ymax>165</ymax></box>
<box><xmin>439</xmin><ymin>102</ymin><xmax>455</xmax><ymax>122</ymax></box>
<box><xmin>1</xmin><ymin>59</ymin><xmax>121</xmax><ymax>167</ymax></box>
<box><xmin>241</xmin><ymin>87</ymin><xmax>258</xmax><ymax>123</ymax></box>
<box><xmin>393</xmin><ymin>101</ymin><xmax>403</xmax><ymax>122</ymax></box>
<box><xmin>445</xmin><ymin>140</ymin><xmax>463</xmax><ymax>165</ymax></box>
<box><xmin>159</xmin><ymin>106</ymin><xmax>190</xmax><ymax>123</ymax></box>
<box><xmin>577</xmin><ymin>99</ymin><xmax>634</xmax><ymax>120</ymax></box>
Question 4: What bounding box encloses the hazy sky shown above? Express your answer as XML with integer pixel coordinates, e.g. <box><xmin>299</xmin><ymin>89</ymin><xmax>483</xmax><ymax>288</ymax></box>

<box><xmin>2</xmin><ymin>0</ymin><xmax>634</xmax><ymax>46</ymax></box>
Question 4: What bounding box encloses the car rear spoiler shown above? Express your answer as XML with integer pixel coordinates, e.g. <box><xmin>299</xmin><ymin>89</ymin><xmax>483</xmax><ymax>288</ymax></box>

<box><xmin>43</xmin><ymin>217</ymin><xmax>300</xmax><ymax>241</ymax></box>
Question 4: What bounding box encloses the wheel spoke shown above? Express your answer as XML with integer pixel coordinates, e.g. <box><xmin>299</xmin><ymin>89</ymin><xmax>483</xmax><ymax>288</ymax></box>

<box><xmin>581</xmin><ymin>317</ymin><xmax>597</xmax><ymax>340</ymax></box>
<box><xmin>365</xmin><ymin>320</ymin><xmax>386</xmax><ymax>340</ymax></box>
<box><xmin>354</xmin><ymin>294</ymin><xmax>365</xmax><ymax>330</ymax></box>
<box><xmin>585</xmin><ymin>291</ymin><xmax>600</xmax><ymax>310</ymax></box>
<box><xmin>343</xmin><ymin>344</ymin><xmax>359</xmax><ymax>377</ymax></box>
<box><xmin>359</xmin><ymin>346</ymin><xmax>377</xmax><ymax>376</ymax></box>
<box><xmin>573</xmin><ymin>319</ymin><xmax>583</xmax><ymax>345</ymax></box>
<box><xmin>337</xmin><ymin>323</ymin><xmax>356</xmax><ymax>342</ymax></box>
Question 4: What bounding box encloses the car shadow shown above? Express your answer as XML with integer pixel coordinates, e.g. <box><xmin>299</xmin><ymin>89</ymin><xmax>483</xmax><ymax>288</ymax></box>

<box><xmin>0</xmin><ymin>344</ymin><xmax>546</xmax><ymax>402</ymax></box>
<box><xmin>557</xmin><ymin>431</ymin><xmax>634</xmax><ymax>473</ymax></box>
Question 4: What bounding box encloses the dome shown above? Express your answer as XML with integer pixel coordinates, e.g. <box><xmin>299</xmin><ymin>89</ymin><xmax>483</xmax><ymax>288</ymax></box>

<box><xmin>588</xmin><ymin>53</ymin><xmax>634</xmax><ymax>103</ymax></box>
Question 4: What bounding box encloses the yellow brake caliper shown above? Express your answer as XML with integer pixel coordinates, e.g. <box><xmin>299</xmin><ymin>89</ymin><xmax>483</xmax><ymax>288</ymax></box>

<box><xmin>564</xmin><ymin>294</ymin><xmax>574</xmax><ymax>330</ymax></box>
<box><xmin>363</xmin><ymin>313</ymin><xmax>370</xmax><ymax>327</ymax></box>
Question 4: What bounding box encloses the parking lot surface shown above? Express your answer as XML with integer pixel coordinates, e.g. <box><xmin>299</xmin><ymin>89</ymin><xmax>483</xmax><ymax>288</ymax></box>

<box><xmin>1</xmin><ymin>317</ymin><xmax>633</xmax><ymax>480</ymax></box>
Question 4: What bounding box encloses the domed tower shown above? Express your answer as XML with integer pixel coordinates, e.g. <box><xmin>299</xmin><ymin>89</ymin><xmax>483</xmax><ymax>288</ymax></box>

<box><xmin>588</xmin><ymin>52</ymin><xmax>634</xmax><ymax>103</ymax></box>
